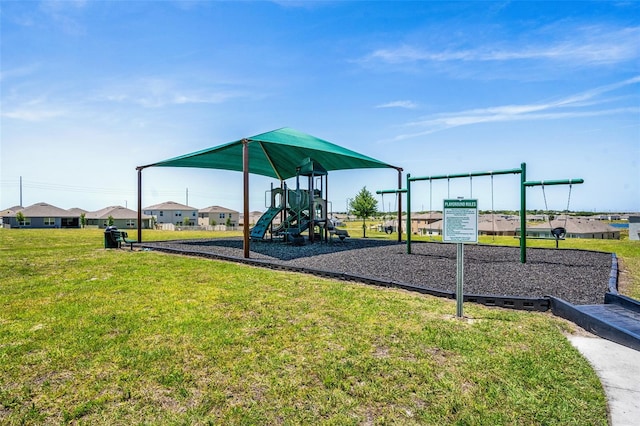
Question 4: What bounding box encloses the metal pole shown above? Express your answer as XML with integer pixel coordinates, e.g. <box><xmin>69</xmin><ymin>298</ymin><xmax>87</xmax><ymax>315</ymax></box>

<box><xmin>325</xmin><ymin>174</ymin><xmax>329</xmax><ymax>242</ymax></box>
<box><xmin>520</xmin><ymin>162</ymin><xmax>526</xmax><ymax>263</ymax></box>
<box><xmin>243</xmin><ymin>140</ymin><xmax>250</xmax><ymax>258</ymax></box>
<box><xmin>137</xmin><ymin>168</ymin><xmax>142</xmax><ymax>242</ymax></box>
<box><xmin>406</xmin><ymin>173</ymin><xmax>412</xmax><ymax>254</ymax></box>
<box><xmin>409</xmin><ymin>167</ymin><xmax>523</xmax><ymax>182</ymax></box>
<box><xmin>523</xmin><ymin>178</ymin><xmax>584</xmax><ymax>187</ymax></box>
<box><xmin>456</xmin><ymin>243</ymin><xmax>464</xmax><ymax>318</ymax></box>
<box><xmin>397</xmin><ymin>169</ymin><xmax>403</xmax><ymax>243</ymax></box>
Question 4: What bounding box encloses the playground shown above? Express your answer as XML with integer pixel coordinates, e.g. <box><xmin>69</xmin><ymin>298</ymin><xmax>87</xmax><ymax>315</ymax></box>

<box><xmin>136</xmin><ymin>128</ymin><xmax>638</xmax><ymax>350</ymax></box>
<box><xmin>141</xmin><ymin>237</ymin><xmax>612</xmax><ymax>306</ymax></box>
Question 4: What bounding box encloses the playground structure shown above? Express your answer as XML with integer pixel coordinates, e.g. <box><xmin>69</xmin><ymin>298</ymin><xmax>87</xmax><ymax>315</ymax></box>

<box><xmin>250</xmin><ymin>157</ymin><xmax>345</xmax><ymax>244</ymax></box>
<box><xmin>379</xmin><ymin>162</ymin><xmax>583</xmax><ymax>263</ymax></box>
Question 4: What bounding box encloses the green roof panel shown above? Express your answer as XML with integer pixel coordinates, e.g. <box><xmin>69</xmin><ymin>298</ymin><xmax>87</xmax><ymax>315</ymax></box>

<box><xmin>140</xmin><ymin>127</ymin><xmax>399</xmax><ymax>180</ymax></box>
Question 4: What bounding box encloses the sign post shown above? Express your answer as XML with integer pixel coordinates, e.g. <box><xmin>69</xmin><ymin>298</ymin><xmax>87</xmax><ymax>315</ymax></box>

<box><xmin>443</xmin><ymin>199</ymin><xmax>478</xmax><ymax>318</ymax></box>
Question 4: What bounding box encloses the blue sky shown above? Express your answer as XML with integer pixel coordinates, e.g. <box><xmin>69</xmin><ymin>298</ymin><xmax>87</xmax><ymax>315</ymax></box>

<box><xmin>1</xmin><ymin>1</ymin><xmax>639</xmax><ymax>214</ymax></box>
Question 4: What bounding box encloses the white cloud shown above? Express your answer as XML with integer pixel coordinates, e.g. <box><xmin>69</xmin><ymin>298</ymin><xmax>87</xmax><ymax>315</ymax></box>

<box><xmin>0</xmin><ymin>64</ymin><xmax>41</xmax><ymax>82</ymax></box>
<box><xmin>376</xmin><ymin>100</ymin><xmax>418</xmax><ymax>109</ymax></box>
<box><xmin>39</xmin><ymin>0</ymin><xmax>89</xmax><ymax>35</ymax></box>
<box><xmin>361</xmin><ymin>25</ymin><xmax>640</xmax><ymax>68</ymax></box>
<box><xmin>1</xmin><ymin>97</ymin><xmax>66</xmax><ymax>122</ymax></box>
<box><xmin>97</xmin><ymin>77</ymin><xmax>249</xmax><ymax>108</ymax></box>
<box><xmin>390</xmin><ymin>76</ymin><xmax>640</xmax><ymax>141</ymax></box>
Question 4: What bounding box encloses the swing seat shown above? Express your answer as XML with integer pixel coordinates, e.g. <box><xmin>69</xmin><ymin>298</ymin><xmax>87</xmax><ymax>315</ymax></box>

<box><xmin>516</xmin><ymin>236</ymin><xmax>565</xmax><ymax>240</ymax></box>
<box><xmin>551</xmin><ymin>227</ymin><xmax>566</xmax><ymax>239</ymax></box>
<box><xmin>514</xmin><ymin>227</ymin><xmax>566</xmax><ymax>241</ymax></box>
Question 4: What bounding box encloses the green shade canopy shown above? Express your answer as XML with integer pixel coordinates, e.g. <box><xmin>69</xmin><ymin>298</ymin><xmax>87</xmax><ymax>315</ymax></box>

<box><xmin>139</xmin><ymin>127</ymin><xmax>400</xmax><ymax>179</ymax></box>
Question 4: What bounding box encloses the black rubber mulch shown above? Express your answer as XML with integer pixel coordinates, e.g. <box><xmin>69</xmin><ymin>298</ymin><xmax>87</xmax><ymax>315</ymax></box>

<box><xmin>142</xmin><ymin>238</ymin><xmax>612</xmax><ymax>306</ymax></box>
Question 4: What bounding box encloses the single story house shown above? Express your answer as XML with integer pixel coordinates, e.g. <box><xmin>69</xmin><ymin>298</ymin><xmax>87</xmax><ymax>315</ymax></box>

<box><xmin>143</xmin><ymin>201</ymin><xmax>198</xmax><ymax>226</ymax></box>
<box><xmin>1</xmin><ymin>205</ymin><xmax>23</xmax><ymax>227</ymax></box>
<box><xmin>523</xmin><ymin>217</ymin><xmax>620</xmax><ymax>239</ymax></box>
<box><xmin>1</xmin><ymin>202</ymin><xmax>80</xmax><ymax>228</ymax></box>
<box><xmin>478</xmin><ymin>217</ymin><xmax>519</xmax><ymax>236</ymax></box>
<box><xmin>86</xmin><ymin>205</ymin><xmax>153</xmax><ymax>229</ymax></box>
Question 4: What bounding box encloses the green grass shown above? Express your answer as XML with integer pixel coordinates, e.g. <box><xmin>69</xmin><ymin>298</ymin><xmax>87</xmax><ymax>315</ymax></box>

<box><xmin>0</xmin><ymin>229</ymin><xmax>611</xmax><ymax>424</ymax></box>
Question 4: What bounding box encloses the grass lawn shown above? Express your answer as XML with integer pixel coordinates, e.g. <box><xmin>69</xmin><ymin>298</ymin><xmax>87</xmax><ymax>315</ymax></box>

<box><xmin>0</xmin><ymin>228</ymin><xmax>614</xmax><ymax>424</ymax></box>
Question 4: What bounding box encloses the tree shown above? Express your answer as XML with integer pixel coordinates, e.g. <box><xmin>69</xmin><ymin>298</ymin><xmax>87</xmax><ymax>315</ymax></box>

<box><xmin>80</xmin><ymin>213</ymin><xmax>86</xmax><ymax>229</ymax></box>
<box><xmin>16</xmin><ymin>211</ymin><xmax>25</xmax><ymax>228</ymax></box>
<box><xmin>107</xmin><ymin>215</ymin><xmax>115</xmax><ymax>226</ymax></box>
<box><xmin>349</xmin><ymin>186</ymin><xmax>378</xmax><ymax>238</ymax></box>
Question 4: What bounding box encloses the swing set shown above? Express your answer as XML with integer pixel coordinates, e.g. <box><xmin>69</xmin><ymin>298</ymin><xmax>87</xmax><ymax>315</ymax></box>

<box><xmin>379</xmin><ymin>191</ymin><xmax>404</xmax><ymax>234</ymax></box>
<box><xmin>378</xmin><ymin>162</ymin><xmax>583</xmax><ymax>263</ymax></box>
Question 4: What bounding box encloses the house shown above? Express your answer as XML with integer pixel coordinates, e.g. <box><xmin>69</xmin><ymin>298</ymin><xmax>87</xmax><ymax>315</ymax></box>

<box><xmin>629</xmin><ymin>216</ymin><xmax>640</xmax><ymax>241</ymax></box>
<box><xmin>523</xmin><ymin>217</ymin><xmax>620</xmax><ymax>239</ymax></box>
<box><xmin>198</xmin><ymin>206</ymin><xmax>239</xmax><ymax>228</ymax></box>
<box><xmin>1</xmin><ymin>202</ymin><xmax>80</xmax><ymax>228</ymax></box>
<box><xmin>417</xmin><ymin>219</ymin><xmax>442</xmax><ymax>236</ymax></box>
<box><xmin>85</xmin><ymin>205</ymin><xmax>153</xmax><ymax>229</ymax></box>
<box><xmin>143</xmin><ymin>201</ymin><xmax>198</xmax><ymax>226</ymax></box>
<box><xmin>596</xmin><ymin>214</ymin><xmax>622</xmax><ymax>221</ymax></box>
<box><xmin>409</xmin><ymin>212</ymin><xmax>443</xmax><ymax>235</ymax></box>
<box><xmin>1</xmin><ymin>205</ymin><xmax>23</xmax><ymax>228</ymax></box>
<box><xmin>68</xmin><ymin>207</ymin><xmax>88</xmax><ymax>216</ymax></box>
<box><xmin>239</xmin><ymin>211</ymin><xmax>265</xmax><ymax>228</ymax></box>
<box><xmin>478</xmin><ymin>216</ymin><xmax>519</xmax><ymax>236</ymax></box>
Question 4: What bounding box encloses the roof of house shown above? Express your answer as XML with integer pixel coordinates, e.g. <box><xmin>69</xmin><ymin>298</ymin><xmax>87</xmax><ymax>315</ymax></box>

<box><xmin>417</xmin><ymin>219</ymin><xmax>443</xmax><ymax>230</ymax></box>
<box><xmin>478</xmin><ymin>217</ymin><xmax>519</xmax><ymax>232</ymax></box>
<box><xmin>1</xmin><ymin>205</ymin><xmax>24</xmax><ymax>216</ymax></box>
<box><xmin>86</xmin><ymin>205</ymin><xmax>151</xmax><ymax>220</ymax></box>
<box><xmin>3</xmin><ymin>202</ymin><xmax>77</xmax><ymax>218</ymax></box>
<box><xmin>527</xmin><ymin>218</ymin><xmax>619</xmax><ymax>233</ymax></box>
<box><xmin>68</xmin><ymin>207</ymin><xmax>88</xmax><ymax>215</ymax></box>
<box><xmin>239</xmin><ymin>211</ymin><xmax>264</xmax><ymax>220</ymax></box>
<box><xmin>143</xmin><ymin>201</ymin><xmax>197</xmax><ymax>211</ymax></box>
<box><xmin>410</xmin><ymin>212</ymin><xmax>443</xmax><ymax>220</ymax></box>
<box><xmin>199</xmin><ymin>205</ymin><xmax>239</xmax><ymax>214</ymax></box>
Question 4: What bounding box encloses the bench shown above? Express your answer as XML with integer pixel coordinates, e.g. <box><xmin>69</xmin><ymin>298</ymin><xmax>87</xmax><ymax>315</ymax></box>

<box><xmin>329</xmin><ymin>229</ymin><xmax>350</xmax><ymax>241</ymax></box>
<box><xmin>113</xmin><ymin>230</ymin><xmax>137</xmax><ymax>250</ymax></box>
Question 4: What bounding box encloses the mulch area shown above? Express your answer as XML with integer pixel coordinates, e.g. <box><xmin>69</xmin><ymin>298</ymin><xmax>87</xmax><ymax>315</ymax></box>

<box><xmin>141</xmin><ymin>237</ymin><xmax>613</xmax><ymax>305</ymax></box>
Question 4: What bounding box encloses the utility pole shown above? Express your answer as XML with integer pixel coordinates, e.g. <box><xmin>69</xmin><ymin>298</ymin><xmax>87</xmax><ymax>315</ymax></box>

<box><xmin>20</xmin><ymin>176</ymin><xmax>23</xmax><ymax>206</ymax></box>
<box><xmin>186</xmin><ymin>188</ymin><xmax>189</xmax><ymax>206</ymax></box>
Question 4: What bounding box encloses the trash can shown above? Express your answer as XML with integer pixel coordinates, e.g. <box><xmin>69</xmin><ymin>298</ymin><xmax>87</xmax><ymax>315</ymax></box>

<box><xmin>104</xmin><ymin>226</ymin><xmax>119</xmax><ymax>248</ymax></box>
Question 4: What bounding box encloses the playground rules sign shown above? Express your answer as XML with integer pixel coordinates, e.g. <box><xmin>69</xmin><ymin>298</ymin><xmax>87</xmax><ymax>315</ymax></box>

<box><xmin>443</xmin><ymin>199</ymin><xmax>478</xmax><ymax>243</ymax></box>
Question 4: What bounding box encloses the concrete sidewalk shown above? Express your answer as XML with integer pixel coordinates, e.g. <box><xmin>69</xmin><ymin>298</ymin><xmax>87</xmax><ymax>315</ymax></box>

<box><xmin>568</xmin><ymin>335</ymin><xmax>640</xmax><ymax>426</ymax></box>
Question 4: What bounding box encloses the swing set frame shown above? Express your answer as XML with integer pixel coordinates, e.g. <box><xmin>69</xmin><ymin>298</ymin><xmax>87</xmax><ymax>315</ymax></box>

<box><xmin>379</xmin><ymin>162</ymin><xmax>583</xmax><ymax>263</ymax></box>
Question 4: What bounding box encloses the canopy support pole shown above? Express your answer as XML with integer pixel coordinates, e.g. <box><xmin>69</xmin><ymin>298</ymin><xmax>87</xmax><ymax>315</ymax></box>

<box><xmin>137</xmin><ymin>167</ymin><xmax>143</xmax><ymax>242</ymax></box>
<box><xmin>243</xmin><ymin>139</ymin><xmax>250</xmax><ymax>258</ymax></box>
<box><xmin>397</xmin><ymin>169</ymin><xmax>403</xmax><ymax>242</ymax></box>
<box><xmin>520</xmin><ymin>162</ymin><xmax>526</xmax><ymax>263</ymax></box>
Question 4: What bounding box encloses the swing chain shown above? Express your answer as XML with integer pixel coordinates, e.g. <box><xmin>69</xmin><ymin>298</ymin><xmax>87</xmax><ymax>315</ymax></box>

<box><xmin>541</xmin><ymin>184</ymin><xmax>555</xmax><ymax>231</ymax></box>
<box><xmin>491</xmin><ymin>174</ymin><xmax>495</xmax><ymax>240</ymax></box>
<box><xmin>564</xmin><ymin>184</ymin><xmax>572</xmax><ymax>228</ymax></box>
